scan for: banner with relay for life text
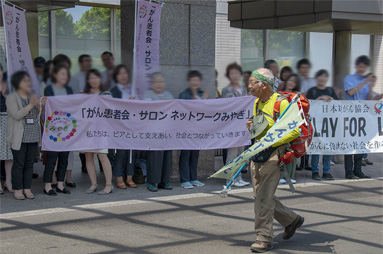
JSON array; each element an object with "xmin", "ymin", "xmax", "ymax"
[
  {"xmin": 42, "ymin": 95, "xmax": 254, "ymax": 152},
  {"xmin": 307, "ymin": 100, "xmax": 383, "ymax": 155}
]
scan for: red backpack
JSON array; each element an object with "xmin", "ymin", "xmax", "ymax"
[
  {"xmin": 276, "ymin": 92, "xmax": 313, "ymax": 159},
  {"xmin": 256, "ymin": 92, "xmax": 313, "ymax": 165}
]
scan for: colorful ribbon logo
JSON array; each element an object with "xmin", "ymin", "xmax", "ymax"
[{"xmin": 374, "ymin": 103, "xmax": 383, "ymax": 115}]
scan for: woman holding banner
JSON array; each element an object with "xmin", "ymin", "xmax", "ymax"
[
  {"xmin": 82, "ymin": 69, "xmax": 114, "ymax": 195},
  {"xmin": 221, "ymin": 63, "xmax": 250, "ymax": 188},
  {"xmin": 6, "ymin": 71, "xmax": 46, "ymax": 200},
  {"xmin": 111, "ymin": 64, "xmax": 138, "ymax": 189},
  {"xmin": 43, "ymin": 64, "xmax": 73, "ymax": 196},
  {"xmin": 0, "ymin": 64, "xmax": 13, "ymax": 194},
  {"xmin": 144, "ymin": 73, "xmax": 174, "ymax": 192},
  {"xmin": 178, "ymin": 70, "xmax": 207, "ymax": 189}
]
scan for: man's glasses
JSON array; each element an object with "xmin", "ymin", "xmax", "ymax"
[{"xmin": 249, "ymin": 80, "xmax": 262, "ymax": 85}]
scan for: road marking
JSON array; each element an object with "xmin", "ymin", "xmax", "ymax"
[
  {"xmin": 0, "ymin": 208, "xmax": 74, "ymax": 220},
  {"xmin": 148, "ymin": 193, "xmax": 214, "ymax": 201},
  {"xmin": 1, "ymin": 177, "xmax": 380, "ymax": 220},
  {"xmin": 276, "ymin": 177, "xmax": 382, "ymax": 190},
  {"xmin": 74, "ymin": 199, "xmax": 148, "ymax": 209}
]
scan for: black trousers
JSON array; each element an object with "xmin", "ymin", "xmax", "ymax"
[
  {"xmin": 179, "ymin": 150, "xmax": 199, "ymax": 183},
  {"xmin": 146, "ymin": 150, "xmax": 172, "ymax": 184},
  {"xmin": 113, "ymin": 150, "xmax": 136, "ymax": 177},
  {"xmin": 344, "ymin": 154, "xmax": 363, "ymax": 177},
  {"xmin": 11, "ymin": 143, "xmax": 37, "ymax": 190},
  {"xmin": 300, "ymin": 154, "xmax": 310, "ymax": 168},
  {"xmin": 222, "ymin": 149, "xmax": 228, "ymax": 165},
  {"xmin": 80, "ymin": 153, "xmax": 87, "ymax": 170},
  {"xmin": 44, "ymin": 151, "xmax": 69, "ymax": 183}
]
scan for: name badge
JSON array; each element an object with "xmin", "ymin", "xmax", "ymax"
[{"xmin": 26, "ymin": 118, "xmax": 34, "ymax": 125}]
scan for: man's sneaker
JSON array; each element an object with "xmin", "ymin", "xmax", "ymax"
[
  {"xmin": 158, "ymin": 183, "xmax": 173, "ymax": 190},
  {"xmin": 365, "ymin": 159, "xmax": 373, "ymax": 165},
  {"xmin": 190, "ymin": 180, "xmax": 205, "ymax": 187},
  {"xmin": 354, "ymin": 173, "xmax": 371, "ymax": 179},
  {"xmin": 322, "ymin": 173, "xmax": 334, "ymax": 180},
  {"xmin": 147, "ymin": 183, "xmax": 158, "ymax": 192},
  {"xmin": 312, "ymin": 172, "xmax": 321, "ymax": 181},
  {"xmin": 283, "ymin": 215, "xmax": 304, "ymax": 240},
  {"xmin": 238, "ymin": 179, "xmax": 250, "ymax": 186},
  {"xmin": 346, "ymin": 174, "xmax": 359, "ymax": 179},
  {"xmin": 361, "ymin": 159, "xmax": 367, "ymax": 166},
  {"xmin": 279, "ymin": 179, "xmax": 287, "ymax": 184},
  {"xmin": 251, "ymin": 241, "xmax": 273, "ymax": 253},
  {"xmin": 232, "ymin": 180, "xmax": 246, "ymax": 187},
  {"xmin": 181, "ymin": 182, "xmax": 193, "ymax": 189},
  {"xmin": 291, "ymin": 179, "xmax": 297, "ymax": 184},
  {"xmin": 330, "ymin": 161, "xmax": 335, "ymax": 165}
]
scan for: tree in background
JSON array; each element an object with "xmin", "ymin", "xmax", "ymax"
[
  {"xmin": 74, "ymin": 7, "xmax": 111, "ymax": 39},
  {"xmin": 116, "ymin": 8, "xmax": 121, "ymax": 41},
  {"xmin": 241, "ymin": 30, "xmax": 264, "ymax": 72},
  {"xmin": 241, "ymin": 29, "xmax": 305, "ymax": 72},
  {"xmin": 56, "ymin": 10, "xmax": 75, "ymax": 37},
  {"xmin": 38, "ymin": 11, "xmax": 49, "ymax": 36},
  {"xmin": 38, "ymin": 10, "xmax": 74, "ymax": 37}
]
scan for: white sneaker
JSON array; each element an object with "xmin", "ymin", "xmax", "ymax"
[
  {"xmin": 181, "ymin": 182, "xmax": 194, "ymax": 189},
  {"xmin": 238, "ymin": 180, "xmax": 250, "ymax": 186},
  {"xmin": 232, "ymin": 180, "xmax": 246, "ymax": 187},
  {"xmin": 291, "ymin": 179, "xmax": 297, "ymax": 184},
  {"xmin": 330, "ymin": 161, "xmax": 335, "ymax": 165},
  {"xmin": 279, "ymin": 179, "xmax": 287, "ymax": 184}
]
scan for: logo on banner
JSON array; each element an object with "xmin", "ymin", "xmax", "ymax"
[
  {"xmin": 45, "ymin": 111, "xmax": 77, "ymax": 142},
  {"xmin": 139, "ymin": 5, "xmax": 147, "ymax": 18},
  {"xmin": 374, "ymin": 103, "xmax": 383, "ymax": 115},
  {"xmin": 5, "ymin": 11, "xmax": 13, "ymax": 25}
]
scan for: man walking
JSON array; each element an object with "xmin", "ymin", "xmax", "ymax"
[{"xmin": 246, "ymin": 68, "xmax": 304, "ymax": 252}]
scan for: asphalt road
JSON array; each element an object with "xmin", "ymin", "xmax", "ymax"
[{"xmin": 1, "ymin": 178, "xmax": 382, "ymax": 254}]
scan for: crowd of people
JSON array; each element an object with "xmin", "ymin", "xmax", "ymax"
[{"xmin": 0, "ymin": 51, "xmax": 380, "ymax": 200}]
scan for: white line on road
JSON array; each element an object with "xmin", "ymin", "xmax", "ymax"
[
  {"xmin": 0, "ymin": 208, "xmax": 74, "ymax": 220},
  {"xmin": 1, "ymin": 177, "xmax": 380, "ymax": 220}
]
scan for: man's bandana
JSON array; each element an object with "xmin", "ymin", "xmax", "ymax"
[{"xmin": 251, "ymin": 70, "xmax": 274, "ymax": 88}]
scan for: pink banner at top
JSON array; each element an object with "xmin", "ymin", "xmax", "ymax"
[
  {"xmin": 2, "ymin": 2, "xmax": 40, "ymax": 97},
  {"xmin": 42, "ymin": 95, "xmax": 255, "ymax": 151},
  {"xmin": 133, "ymin": 0, "xmax": 162, "ymax": 100}
]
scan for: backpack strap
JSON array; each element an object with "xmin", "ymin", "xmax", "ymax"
[
  {"xmin": 273, "ymin": 94, "xmax": 289, "ymax": 121},
  {"xmin": 257, "ymin": 95, "xmax": 288, "ymax": 122}
]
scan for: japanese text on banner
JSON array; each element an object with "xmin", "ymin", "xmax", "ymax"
[
  {"xmin": 42, "ymin": 95, "xmax": 255, "ymax": 151},
  {"xmin": 308, "ymin": 100, "xmax": 383, "ymax": 155},
  {"xmin": 2, "ymin": 2, "xmax": 40, "ymax": 97}
]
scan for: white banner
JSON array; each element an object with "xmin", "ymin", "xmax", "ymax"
[
  {"xmin": 2, "ymin": 2, "xmax": 40, "ymax": 97},
  {"xmin": 134, "ymin": 0, "xmax": 162, "ymax": 100},
  {"xmin": 42, "ymin": 95, "xmax": 254, "ymax": 152},
  {"xmin": 308, "ymin": 100, "xmax": 383, "ymax": 155}
]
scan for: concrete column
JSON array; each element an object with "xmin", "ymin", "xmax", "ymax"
[
  {"xmin": 332, "ymin": 31, "xmax": 351, "ymax": 98},
  {"xmin": 26, "ymin": 12, "xmax": 39, "ymax": 59}
]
